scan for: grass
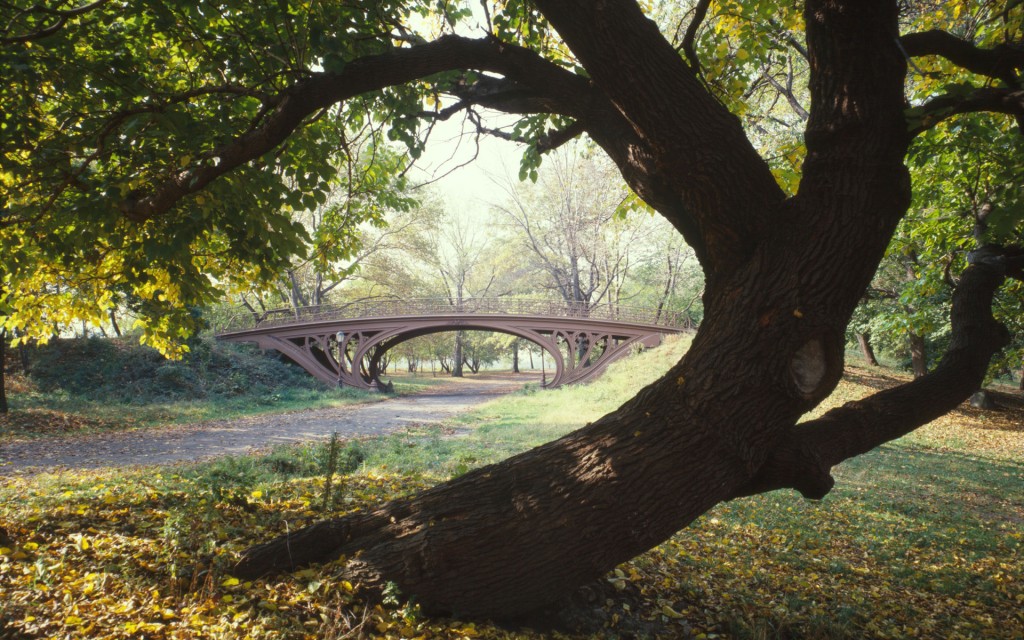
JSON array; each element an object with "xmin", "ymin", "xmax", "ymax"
[{"xmin": 0, "ymin": 333, "xmax": 1022, "ymax": 639}]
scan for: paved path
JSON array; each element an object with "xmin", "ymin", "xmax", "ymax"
[{"xmin": 0, "ymin": 375, "xmax": 536, "ymax": 475}]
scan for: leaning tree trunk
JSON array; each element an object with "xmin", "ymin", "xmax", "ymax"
[
  {"xmin": 236, "ymin": 250, "xmax": 1014, "ymax": 618},
  {"xmin": 856, "ymin": 332, "xmax": 879, "ymax": 366},
  {"xmin": 235, "ymin": 0, "xmax": 1018, "ymax": 619}
]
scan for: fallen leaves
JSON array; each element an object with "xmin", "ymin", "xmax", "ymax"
[{"xmin": 0, "ymin": 363, "xmax": 1021, "ymax": 638}]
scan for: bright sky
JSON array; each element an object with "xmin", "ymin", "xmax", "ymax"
[{"xmin": 407, "ymin": 110, "xmax": 527, "ymax": 218}]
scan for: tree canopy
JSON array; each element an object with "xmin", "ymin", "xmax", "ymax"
[{"xmin": 4, "ymin": 0, "xmax": 1024, "ymax": 618}]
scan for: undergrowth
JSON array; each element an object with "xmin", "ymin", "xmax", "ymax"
[{"xmin": 1, "ymin": 336, "xmax": 381, "ymax": 437}]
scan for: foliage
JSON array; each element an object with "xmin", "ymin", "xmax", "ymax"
[
  {"xmin": 851, "ymin": 112, "xmax": 1024, "ymax": 377},
  {"xmin": 1, "ymin": 338, "xmax": 1021, "ymax": 639},
  {"xmin": 1, "ymin": 0, "xmax": 433, "ymax": 354}
]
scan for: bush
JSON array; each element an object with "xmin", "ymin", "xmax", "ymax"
[{"xmin": 27, "ymin": 336, "xmax": 327, "ymax": 404}]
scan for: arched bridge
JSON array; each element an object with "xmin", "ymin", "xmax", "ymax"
[{"xmin": 214, "ymin": 298, "xmax": 691, "ymax": 390}]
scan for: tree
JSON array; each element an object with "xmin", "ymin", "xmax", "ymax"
[
  {"xmin": 264, "ymin": 135, "xmax": 417, "ymax": 312},
  {"xmin": 5, "ymin": 0, "xmax": 1024, "ymax": 619},
  {"xmin": 494, "ymin": 148, "xmax": 644, "ymax": 312}
]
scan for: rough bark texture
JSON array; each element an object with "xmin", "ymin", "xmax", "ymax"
[{"xmin": 232, "ymin": 0, "xmax": 1020, "ymax": 620}]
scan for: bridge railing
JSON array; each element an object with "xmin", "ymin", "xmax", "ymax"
[{"xmin": 214, "ymin": 297, "xmax": 693, "ymax": 333}]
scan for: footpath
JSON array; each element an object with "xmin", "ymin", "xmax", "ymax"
[{"xmin": 0, "ymin": 375, "xmax": 533, "ymax": 474}]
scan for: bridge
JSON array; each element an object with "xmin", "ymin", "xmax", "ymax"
[{"xmin": 214, "ymin": 298, "xmax": 691, "ymax": 390}]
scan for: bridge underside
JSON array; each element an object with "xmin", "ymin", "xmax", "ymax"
[{"xmin": 217, "ymin": 314, "xmax": 678, "ymax": 390}]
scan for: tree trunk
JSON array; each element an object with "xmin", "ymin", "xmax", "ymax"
[
  {"xmin": 109, "ymin": 310, "xmax": 122, "ymax": 337},
  {"xmin": 908, "ymin": 332, "xmax": 928, "ymax": 378},
  {"xmin": 236, "ymin": 251, "xmax": 1015, "ymax": 618},
  {"xmin": 856, "ymin": 332, "xmax": 879, "ymax": 366},
  {"xmin": 451, "ymin": 331, "xmax": 464, "ymax": 377},
  {"xmin": 13, "ymin": 329, "xmax": 29, "ymax": 374},
  {"xmin": 0, "ymin": 329, "xmax": 8, "ymax": 415},
  {"xmin": 512, "ymin": 339, "xmax": 520, "ymax": 373}
]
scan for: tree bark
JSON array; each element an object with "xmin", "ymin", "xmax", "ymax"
[
  {"xmin": 512, "ymin": 339, "xmax": 520, "ymax": 374},
  {"xmin": 909, "ymin": 332, "xmax": 928, "ymax": 378},
  {"xmin": 109, "ymin": 310, "xmax": 122, "ymax": 337},
  {"xmin": 857, "ymin": 332, "xmax": 879, "ymax": 366},
  {"xmin": 235, "ymin": 251, "xmax": 1015, "ymax": 617}
]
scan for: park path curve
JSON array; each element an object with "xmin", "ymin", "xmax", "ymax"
[{"xmin": 0, "ymin": 374, "xmax": 536, "ymax": 475}]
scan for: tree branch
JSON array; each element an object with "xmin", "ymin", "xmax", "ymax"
[
  {"xmin": 117, "ymin": 35, "xmax": 591, "ymax": 221},
  {"xmin": 732, "ymin": 246, "xmax": 1021, "ymax": 500},
  {"xmin": 534, "ymin": 0, "xmax": 784, "ymax": 274},
  {"xmin": 908, "ymin": 87, "xmax": 1024, "ymax": 136},
  {"xmin": 680, "ymin": 0, "xmax": 712, "ymax": 76},
  {"xmin": 901, "ymin": 29, "xmax": 1023, "ymax": 87},
  {"xmin": 0, "ymin": 0, "xmax": 110, "ymax": 43}
]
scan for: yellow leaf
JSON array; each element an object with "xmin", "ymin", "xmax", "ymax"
[
  {"xmin": 661, "ymin": 604, "xmax": 685, "ymax": 619},
  {"xmin": 250, "ymin": 490, "xmax": 263, "ymax": 499},
  {"xmin": 65, "ymin": 616, "xmax": 83, "ymax": 626},
  {"xmin": 221, "ymin": 577, "xmax": 240, "ymax": 587}
]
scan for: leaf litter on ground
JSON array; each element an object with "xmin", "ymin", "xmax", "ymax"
[{"xmin": 0, "ymin": 338, "xmax": 1021, "ymax": 639}]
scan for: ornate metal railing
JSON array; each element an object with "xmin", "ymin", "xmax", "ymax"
[{"xmin": 214, "ymin": 297, "xmax": 693, "ymax": 333}]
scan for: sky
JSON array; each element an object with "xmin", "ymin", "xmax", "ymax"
[{"xmin": 406, "ymin": 109, "xmax": 527, "ymax": 218}]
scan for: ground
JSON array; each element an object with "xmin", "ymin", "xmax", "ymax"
[
  {"xmin": 0, "ymin": 373, "xmax": 535, "ymax": 473},
  {"xmin": 0, "ymin": 343, "xmax": 1021, "ymax": 639}
]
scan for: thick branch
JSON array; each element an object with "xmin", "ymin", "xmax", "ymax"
[
  {"xmin": 908, "ymin": 87, "xmax": 1024, "ymax": 136},
  {"xmin": 733, "ymin": 248, "xmax": 1017, "ymax": 500},
  {"xmin": 534, "ymin": 0, "xmax": 785, "ymax": 274},
  {"xmin": 117, "ymin": 35, "xmax": 591, "ymax": 221},
  {"xmin": 901, "ymin": 29, "xmax": 1023, "ymax": 87},
  {"xmin": 110, "ymin": 31, "xmax": 702, "ymax": 260}
]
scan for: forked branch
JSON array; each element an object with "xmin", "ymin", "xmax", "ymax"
[{"xmin": 733, "ymin": 245, "xmax": 1022, "ymax": 500}]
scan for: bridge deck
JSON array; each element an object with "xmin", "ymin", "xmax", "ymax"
[{"xmin": 215, "ymin": 298, "xmax": 691, "ymax": 334}]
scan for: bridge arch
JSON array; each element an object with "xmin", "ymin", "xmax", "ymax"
[
  {"xmin": 215, "ymin": 299, "xmax": 688, "ymax": 390},
  {"xmin": 362, "ymin": 323, "xmax": 565, "ymax": 387}
]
